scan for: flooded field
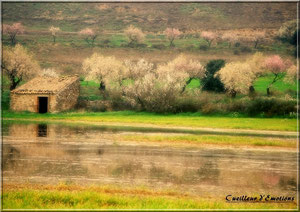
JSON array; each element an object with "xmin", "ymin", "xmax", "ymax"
[{"xmin": 2, "ymin": 121, "xmax": 298, "ymax": 198}]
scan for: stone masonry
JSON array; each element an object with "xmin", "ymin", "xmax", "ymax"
[{"xmin": 10, "ymin": 76, "xmax": 80, "ymax": 113}]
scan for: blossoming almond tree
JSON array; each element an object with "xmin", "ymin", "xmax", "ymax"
[
  {"xmin": 201, "ymin": 31, "xmax": 216, "ymax": 47},
  {"xmin": 2, "ymin": 44, "xmax": 40, "ymax": 90},
  {"xmin": 221, "ymin": 32, "xmax": 238, "ymax": 48},
  {"xmin": 252, "ymin": 31, "xmax": 265, "ymax": 49},
  {"xmin": 164, "ymin": 28, "xmax": 182, "ymax": 47},
  {"xmin": 123, "ymin": 55, "xmax": 204, "ymax": 112},
  {"xmin": 124, "ymin": 70, "xmax": 186, "ymax": 113},
  {"xmin": 284, "ymin": 64, "xmax": 298, "ymax": 84},
  {"xmin": 3, "ymin": 22, "xmax": 25, "ymax": 45},
  {"xmin": 245, "ymin": 52, "xmax": 266, "ymax": 93},
  {"xmin": 41, "ymin": 68, "xmax": 59, "ymax": 78},
  {"xmin": 82, "ymin": 53, "xmax": 125, "ymax": 91},
  {"xmin": 216, "ymin": 62, "xmax": 255, "ymax": 97},
  {"xmin": 158, "ymin": 54, "xmax": 205, "ymax": 93},
  {"xmin": 49, "ymin": 26, "xmax": 61, "ymax": 44},
  {"xmin": 123, "ymin": 59, "xmax": 155, "ymax": 79},
  {"xmin": 124, "ymin": 25, "xmax": 145, "ymax": 46},
  {"xmin": 278, "ymin": 20, "xmax": 297, "ymax": 42}
]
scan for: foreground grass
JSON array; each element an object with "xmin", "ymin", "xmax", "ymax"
[
  {"xmin": 3, "ymin": 111, "xmax": 297, "ymax": 131},
  {"xmin": 121, "ymin": 134, "xmax": 297, "ymax": 148},
  {"xmin": 2, "ymin": 184, "xmax": 297, "ymax": 210}
]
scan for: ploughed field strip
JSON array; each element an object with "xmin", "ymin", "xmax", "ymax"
[{"xmin": 3, "ymin": 118, "xmax": 297, "ymax": 139}]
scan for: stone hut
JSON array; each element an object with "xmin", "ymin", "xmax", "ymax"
[{"xmin": 10, "ymin": 76, "xmax": 80, "ymax": 113}]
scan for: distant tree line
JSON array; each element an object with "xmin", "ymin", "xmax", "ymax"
[{"xmin": 3, "ymin": 20, "xmax": 296, "ymax": 52}]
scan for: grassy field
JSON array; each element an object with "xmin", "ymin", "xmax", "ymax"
[
  {"xmin": 2, "ymin": 183, "xmax": 297, "ymax": 209},
  {"xmin": 186, "ymin": 76, "xmax": 297, "ymax": 95},
  {"xmin": 3, "ymin": 111, "xmax": 297, "ymax": 131}
]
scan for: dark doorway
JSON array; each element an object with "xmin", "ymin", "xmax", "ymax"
[{"xmin": 38, "ymin": 97, "xmax": 48, "ymax": 113}]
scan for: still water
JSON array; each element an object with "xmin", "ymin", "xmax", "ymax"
[{"xmin": 2, "ymin": 122, "xmax": 297, "ymax": 197}]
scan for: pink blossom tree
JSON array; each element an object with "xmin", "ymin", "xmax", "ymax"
[
  {"xmin": 2, "ymin": 22, "xmax": 25, "ymax": 45},
  {"xmin": 79, "ymin": 28, "xmax": 98, "ymax": 46},
  {"xmin": 201, "ymin": 31, "xmax": 216, "ymax": 47},
  {"xmin": 264, "ymin": 55, "xmax": 290, "ymax": 95},
  {"xmin": 164, "ymin": 28, "xmax": 182, "ymax": 47}
]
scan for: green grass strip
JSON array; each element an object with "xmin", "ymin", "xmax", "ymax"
[
  {"xmin": 3, "ymin": 111, "xmax": 297, "ymax": 132},
  {"xmin": 2, "ymin": 185, "xmax": 297, "ymax": 210}
]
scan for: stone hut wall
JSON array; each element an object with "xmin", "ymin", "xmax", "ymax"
[
  {"xmin": 10, "ymin": 93, "xmax": 55, "ymax": 113},
  {"xmin": 54, "ymin": 78, "xmax": 80, "ymax": 112},
  {"xmin": 10, "ymin": 77, "xmax": 79, "ymax": 113}
]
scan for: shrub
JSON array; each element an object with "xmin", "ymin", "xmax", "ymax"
[
  {"xmin": 185, "ymin": 45, "xmax": 196, "ymax": 51},
  {"xmin": 240, "ymin": 46, "xmax": 252, "ymax": 53},
  {"xmin": 79, "ymin": 76, "xmax": 85, "ymax": 81},
  {"xmin": 233, "ymin": 49, "xmax": 240, "ymax": 55},
  {"xmin": 89, "ymin": 101, "xmax": 109, "ymax": 112},
  {"xmin": 234, "ymin": 42, "xmax": 240, "ymax": 47},
  {"xmin": 246, "ymin": 98, "xmax": 296, "ymax": 117},
  {"xmin": 202, "ymin": 59, "xmax": 225, "ymax": 93},
  {"xmin": 101, "ymin": 39, "xmax": 111, "ymax": 47},
  {"xmin": 102, "ymin": 39, "xmax": 110, "ymax": 45},
  {"xmin": 1, "ymin": 91, "xmax": 10, "ymax": 110},
  {"xmin": 63, "ymin": 65, "xmax": 74, "ymax": 75},
  {"xmin": 76, "ymin": 97, "xmax": 88, "ymax": 109},
  {"xmin": 174, "ymin": 95, "xmax": 200, "ymax": 113},
  {"xmin": 151, "ymin": 44, "xmax": 166, "ymax": 49},
  {"xmin": 136, "ymin": 43, "xmax": 148, "ymax": 48},
  {"xmin": 201, "ymin": 103, "xmax": 220, "ymax": 114},
  {"xmin": 199, "ymin": 45, "xmax": 208, "ymax": 51}
]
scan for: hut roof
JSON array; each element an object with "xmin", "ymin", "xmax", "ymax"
[{"xmin": 11, "ymin": 76, "xmax": 79, "ymax": 94}]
